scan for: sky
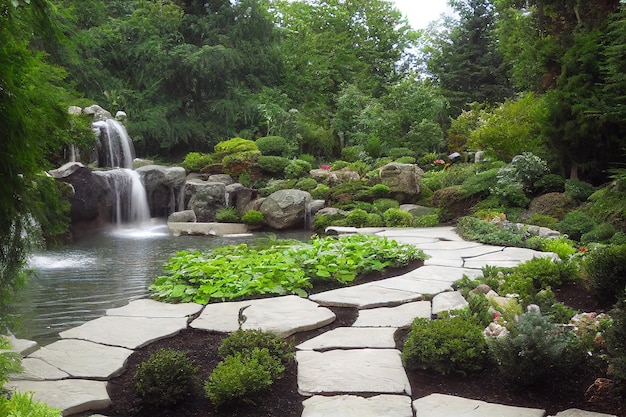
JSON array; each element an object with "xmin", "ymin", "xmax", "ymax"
[{"xmin": 392, "ymin": 0, "xmax": 455, "ymax": 30}]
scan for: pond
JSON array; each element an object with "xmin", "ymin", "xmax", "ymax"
[{"xmin": 12, "ymin": 222, "xmax": 312, "ymax": 345}]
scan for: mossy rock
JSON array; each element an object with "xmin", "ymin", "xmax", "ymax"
[
  {"xmin": 430, "ymin": 186, "xmax": 478, "ymax": 222},
  {"xmin": 525, "ymin": 192, "xmax": 577, "ymax": 221}
]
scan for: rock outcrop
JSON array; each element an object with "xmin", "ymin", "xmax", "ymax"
[
  {"xmin": 136, "ymin": 165, "xmax": 186, "ymax": 218},
  {"xmin": 260, "ymin": 189, "xmax": 312, "ymax": 230},
  {"xmin": 379, "ymin": 163, "xmax": 424, "ymax": 202}
]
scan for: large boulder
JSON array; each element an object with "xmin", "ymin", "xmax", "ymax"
[
  {"xmin": 49, "ymin": 162, "xmax": 111, "ymax": 222},
  {"xmin": 136, "ymin": 165, "xmax": 186, "ymax": 218},
  {"xmin": 525, "ymin": 192, "xmax": 578, "ymax": 221},
  {"xmin": 379, "ymin": 163, "xmax": 424, "ymax": 202},
  {"xmin": 260, "ymin": 189, "xmax": 312, "ymax": 230},
  {"xmin": 186, "ymin": 179, "xmax": 226, "ymax": 222},
  {"xmin": 82, "ymin": 104, "xmax": 112, "ymax": 122}
]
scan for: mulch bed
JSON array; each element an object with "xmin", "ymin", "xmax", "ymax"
[{"xmin": 100, "ymin": 266, "xmax": 626, "ymax": 417}]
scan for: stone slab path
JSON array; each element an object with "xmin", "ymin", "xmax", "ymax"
[{"xmin": 7, "ymin": 227, "xmax": 615, "ymax": 417}]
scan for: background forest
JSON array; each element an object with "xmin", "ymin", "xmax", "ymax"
[{"xmin": 2, "ymin": 0, "xmax": 626, "ymax": 326}]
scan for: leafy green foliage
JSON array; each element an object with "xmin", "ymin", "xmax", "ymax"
[
  {"xmin": 557, "ymin": 211, "xmax": 597, "ymax": 242},
  {"xmin": 0, "ymin": 391, "xmax": 61, "ymax": 417},
  {"xmin": 134, "ymin": 349, "xmax": 199, "ymax": 408},
  {"xmin": 534, "ymin": 174, "xmax": 565, "ymax": 194},
  {"xmin": 343, "ymin": 209, "xmax": 369, "ymax": 228},
  {"xmin": 456, "ymin": 216, "xmax": 525, "ymax": 247},
  {"xmin": 402, "ymin": 317, "xmax": 488, "ymax": 375},
  {"xmin": 295, "ymin": 178, "xmax": 318, "ymax": 192},
  {"xmin": 258, "ymin": 156, "xmax": 290, "ymax": 175},
  {"xmin": 205, "ymin": 348, "xmax": 279, "ymax": 407},
  {"xmin": 218, "ymin": 329, "xmax": 293, "ymax": 367},
  {"xmin": 564, "ymin": 179, "xmax": 596, "ymax": 202},
  {"xmin": 605, "ymin": 297, "xmax": 626, "ymax": 383},
  {"xmin": 412, "ymin": 214, "xmax": 440, "ymax": 228},
  {"xmin": 182, "ymin": 152, "xmax": 215, "ymax": 173},
  {"xmin": 0, "ymin": 337, "xmax": 22, "ymax": 389},
  {"xmin": 583, "ymin": 244, "xmax": 626, "ymax": 306},
  {"xmin": 215, "ymin": 208, "xmax": 240, "ymax": 223},
  {"xmin": 284, "ymin": 159, "xmax": 312, "ymax": 179},
  {"xmin": 487, "ymin": 312, "xmax": 586, "ymax": 387},
  {"xmin": 372, "ymin": 198, "xmax": 399, "ymax": 213},
  {"xmin": 150, "ymin": 235, "xmax": 427, "ymax": 303},
  {"xmin": 255, "ymin": 136, "xmax": 291, "ymax": 157},
  {"xmin": 241, "ymin": 210, "xmax": 264, "ymax": 226},
  {"xmin": 383, "ymin": 208, "xmax": 414, "ymax": 227}
]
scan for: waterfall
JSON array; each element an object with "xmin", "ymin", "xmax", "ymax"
[
  {"xmin": 95, "ymin": 169, "xmax": 151, "ymax": 226},
  {"xmin": 93, "ymin": 119, "xmax": 135, "ymax": 169}
]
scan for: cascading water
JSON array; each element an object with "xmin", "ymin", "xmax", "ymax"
[{"xmin": 92, "ymin": 118, "xmax": 151, "ymax": 226}]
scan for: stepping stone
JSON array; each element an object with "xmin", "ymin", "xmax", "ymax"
[
  {"xmin": 550, "ymin": 410, "xmax": 617, "ymax": 417},
  {"xmin": 372, "ymin": 276, "xmax": 451, "ymax": 297},
  {"xmin": 11, "ymin": 357, "xmax": 69, "ymax": 381},
  {"xmin": 413, "ymin": 393, "xmax": 545, "ymax": 417},
  {"xmin": 376, "ymin": 226, "xmax": 465, "ymax": 242},
  {"xmin": 297, "ymin": 349, "xmax": 411, "ymax": 396},
  {"xmin": 190, "ymin": 295, "xmax": 335, "ymax": 337},
  {"xmin": 302, "ymin": 394, "xmax": 413, "ymax": 417},
  {"xmin": 7, "ymin": 379, "xmax": 111, "ymax": 415},
  {"xmin": 28, "ymin": 339, "xmax": 133, "ymax": 379},
  {"xmin": 399, "ymin": 265, "xmax": 483, "ymax": 285},
  {"xmin": 463, "ymin": 247, "xmax": 558, "ymax": 269},
  {"xmin": 297, "ymin": 327, "xmax": 397, "ymax": 351},
  {"xmin": 431, "ymin": 291, "xmax": 468, "ymax": 317},
  {"xmin": 60, "ymin": 316, "xmax": 188, "ymax": 349},
  {"xmin": 7, "ymin": 334, "xmax": 39, "ymax": 356},
  {"xmin": 353, "ymin": 301, "xmax": 431, "ymax": 328},
  {"xmin": 412, "ymin": 240, "xmax": 485, "ymax": 251},
  {"xmin": 309, "ymin": 283, "xmax": 422, "ymax": 309},
  {"xmin": 106, "ymin": 298, "xmax": 203, "ymax": 318}
]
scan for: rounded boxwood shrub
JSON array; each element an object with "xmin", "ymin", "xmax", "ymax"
[
  {"xmin": 386, "ymin": 147, "xmax": 417, "ymax": 159},
  {"xmin": 214, "ymin": 138, "xmax": 258, "ymax": 159},
  {"xmin": 564, "ymin": 178, "xmax": 596, "ymax": 202},
  {"xmin": 369, "ymin": 183, "xmax": 390, "ymax": 198},
  {"xmin": 256, "ymin": 136, "xmax": 289, "ymax": 157},
  {"xmin": 534, "ymin": 173, "xmax": 565, "ymax": 194},
  {"xmin": 413, "ymin": 214, "xmax": 439, "ymax": 227},
  {"xmin": 218, "ymin": 329, "xmax": 293, "ymax": 366},
  {"xmin": 383, "ymin": 208, "xmax": 414, "ymax": 227},
  {"xmin": 134, "ymin": 349, "xmax": 199, "ymax": 407},
  {"xmin": 241, "ymin": 210, "xmax": 264, "ymax": 226},
  {"xmin": 373, "ymin": 198, "xmax": 399, "ymax": 213},
  {"xmin": 365, "ymin": 212, "xmax": 384, "ymax": 227},
  {"xmin": 285, "ymin": 159, "xmax": 312, "ymax": 179},
  {"xmin": 583, "ymin": 244, "xmax": 626, "ymax": 306},
  {"xmin": 344, "ymin": 209, "xmax": 369, "ymax": 227},
  {"xmin": 258, "ymin": 155, "xmax": 290, "ymax": 174},
  {"xmin": 311, "ymin": 184, "xmax": 330, "ymax": 200},
  {"xmin": 182, "ymin": 152, "xmax": 214, "ymax": 172},
  {"xmin": 527, "ymin": 213, "xmax": 558, "ymax": 229},
  {"xmin": 341, "ymin": 146, "xmax": 364, "ymax": 162},
  {"xmin": 402, "ymin": 316, "xmax": 487, "ymax": 375},
  {"xmin": 580, "ymin": 222, "xmax": 616, "ymax": 245},
  {"xmin": 295, "ymin": 177, "xmax": 318, "ymax": 192},
  {"xmin": 395, "ymin": 156, "xmax": 416, "ymax": 164},
  {"xmin": 216, "ymin": 208, "xmax": 240, "ymax": 223},
  {"xmin": 556, "ymin": 210, "xmax": 596, "ymax": 241}
]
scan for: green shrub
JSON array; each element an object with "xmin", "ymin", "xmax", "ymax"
[
  {"xmin": 527, "ymin": 214, "xmax": 558, "ymax": 229},
  {"xmin": 386, "ymin": 147, "xmax": 417, "ymax": 159},
  {"xmin": 369, "ymin": 183, "xmax": 390, "ymax": 198},
  {"xmin": 298, "ymin": 153, "xmax": 317, "ymax": 166},
  {"xmin": 311, "ymin": 184, "xmax": 331, "ymax": 200},
  {"xmin": 294, "ymin": 177, "xmax": 317, "ymax": 192},
  {"xmin": 313, "ymin": 212, "xmax": 344, "ymax": 233},
  {"xmin": 605, "ymin": 297, "xmax": 626, "ymax": 383},
  {"xmin": 134, "ymin": 349, "xmax": 199, "ymax": 408},
  {"xmin": 402, "ymin": 317, "xmax": 487, "ymax": 375},
  {"xmin": 204, "ymin": 349, "xmax": 278, "ymax": 407},
  {"xmin": 541, "ymin": 237, "xmax": 577, "ymax": 260},
  {"xmin": 365, "ymin": 212, "xmax": 384, "ymax": 227},
  {"xmin": 218, "ymin": 329, "xmax": 293, "ymax": 366},
  {"xmin": 364, "ymin": 136, "xmax": 383, "ymax": 158},
  {"xmin": 216, "ymin": 208, "xmax": 240, "ymax": 223},
  {"xmin": 256, "ymin": 136, "xmax": 290, "ymax": 157},
  {"xmin": 456, "ymin": 216, "xmax": 526, "ymax": 247},
  {"xmin": 182, "ymin": 152, "xmax": 214, "ymax": 172},
  {"xmin": 487, "ymin": 312, "xmax": 586, "ymax": 387},
  {"xmin": 330, "ymin": 160, "xmax": 350, "ymax": 171},
  {"xmin": 344, "ymin": 209, "xmax": 369, "ymax": 227},
  {"xmin": 0, "ymin": 337, "xmax": 22, "ymax": 388},
  {"xmin": 459, "ymin": 168, "xmax": 499, "ymax": 198},
  {"xmin": 373, "ymin": 198, "xmax": 399, "ymax": 213},
  {"xmin": 0, "ymin": 392, "xmax": 61, "ymax": 417},
  {"xmin": 383, "ymin": 208, "xmax": 414, "ymax": 227},
  {"xmin": 611, "ymin": 232, "xmax": 626, "ymax": 245},
  {"xmin": 580, "ymin": 222, "xmax": 616, "ymax": 245},
  {"xmin": 493, "ymin": 183, "xmax": 530, "ymax": 208},
  {"xmin": 557, "ymin": 211, "xmax": 596, "ymax": 241},
  {"xmin": 214, "ymin": 138, "xmax": 258, "ymax": 160},
  {"xmin": 222, "ymin": 150, "xmax": 261, "ymax": 179},
  {"xmin": 564, "ymin": 179, "xmax": 596, "ymax": 202},
  {"xmin": 241, "ymin": 210, "xmax": 264, "ymax": 226},
  {"xmin": 258, "ymin": 155, "xmax": 290, "ymax": 174},
  {"xmin": 341, "ymin": 146, "xmax": 364, "ymax": 162},
  {"xmin": 534, "ymin": 174, "xmax": 565, "ymax": 194},
  {"xmin": 515, "ymin": 257, "xmax": 576, "ymax": 288},
  {"xmin": 395, "ymin": 156, "xmax": 416, "ymax": 164},
  {"xmin": 583, "ymin": 244, "xmax": 626, "ymax": 305},
  {"xmin": 285, "ymin": 159, "xmax": 312, "ymax": 179},
  {"xmin": 413, "ymin": 214, "xmax": 439, "ymax": 227}
]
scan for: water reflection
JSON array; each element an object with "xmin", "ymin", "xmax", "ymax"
[{"xmin": 13, "ymin": 223, "xmax": 312, "ymax": 345}]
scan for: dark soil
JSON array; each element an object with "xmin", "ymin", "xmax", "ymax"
[{"xmin": 100, "ymin": 265, "xmax": 625, "ymax": 417}]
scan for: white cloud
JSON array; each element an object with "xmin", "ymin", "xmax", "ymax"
[{"xmin": 392, "ymin": 0, "xmax": 455, "ymax": 30}]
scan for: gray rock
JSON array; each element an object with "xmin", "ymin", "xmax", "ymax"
[
  {"xmin": 413, "ymin": 393, "xmax": 545, "ymax": 417},
  {"xmin": 83, "ymin": 104, "xmax": 112, "ymax": 122},
  {"xmin": 296, "ymin": 327, "xmax": 397, "ymax": 351},
  {"xmin": 11, "ymin": 357, "xmax": 69, "ymax": 381},
  {"xmin": 8, "ymin": 379, "xmax": 111, "ymax": 415},
  {"xmin": 50, "ymin": 163, "xmax": 111, "ymax": 222},
  {"xmin": 168, "ymin": 222, "xmax": 249, "ymax": 237},
  {"xmin": 400, "ymin": 204, "xmax": 434, "ymax": 217},
  {"xmin": 302, "ymin": 395, "xmax": 413, "ymax": 417},
  {"xmin": 353, "ymin": 301, "xmax": 431, "ymax": 328},
  {"xmin": 115, "ymin": 111, "xmax": 127, "ymax": 121},
  {"xmin": 379, "ymin": 163, "xmax": 424, "ymax": 201},
  {"xmin": 68, "ymin": 105, "xmax": 82, "ymax": 115},
  {"xmin": 167, "ymin": 210, "xmax": 196, "ymax": 223},
  {"xmin": 136, "ymin": 165, "xmax": 187, "ymax": 217},
  {"xmin": 208, "ymin": 174, "xmax": 235, "ymax": 185},
  {"xmin": 105, "ymin": 299, "xmax": 203, "ymax": 318},
  {"xmin": 186, "ymin": 180, "xmax": 226, "ymax": 222},
  {"xmin": 310, "ymin": 282, "xmax": 424, "ymax": 308},
  {"xmin": 6, "ymin": 334, "xmax": 39, "ymax": 356},
  {"xmin": 431, "ymin": 291, "xmax": 468, "ymax": 317},
  {"xmin": 260, "ymin": 189, "xmax": 312, "ymax": 230},
  {"xmin": 297, "ymin": 349, "xmax": 411, "ymax": 396},
  {"xmin": 550, "ymin": 410, "xmax": 617, "ymax": 417}
]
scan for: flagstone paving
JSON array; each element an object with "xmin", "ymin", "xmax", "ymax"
[{"xmin": 7, "ymin": 226, "xmax": 612, "ymax": 417}]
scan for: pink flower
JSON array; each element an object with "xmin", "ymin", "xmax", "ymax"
[
  {"xmin": 434, "ymin": 159, "xmax": 445, "ymax": 165},
  {"xmin": 320, "ymin": 165, "xmax": 331, "ymax": 170}
]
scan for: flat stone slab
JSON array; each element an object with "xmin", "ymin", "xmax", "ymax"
[
  {"xmin": 11, "ymin": 357, "xmax": 69, "ymax": 381},
  {"xmin": 399, "ymin": 265, "xmax": 484, "ymax": 284},
  {"xmin": 7, "ymin": 334, "xmax": 39, "ymax": 356},
  {"xmin": 309, "ymin": 284, "xmax": 423, "ymax": 309},
  {"xmin": 372, "ymin": 276, "xmax": 452, "ymax": 296},
  {"xmin": 297, "ymin": 349, "xmax": 411, "ymax": 395},
  {"xmin": 550, "ymin": 410, "xmax": 617, "ymax": 417},
  {"xmin": 297, "ymin": 327, "xmax": 397, "ymax": 351},
  {"xmin": 8, "ymin": 379, "xmax": 111, "ymax": 415},
  {"xmin": 463, "ymin": 247, "xmax": 559, "ymax": 269},
  {"xmin": 431, "ymin": 291, "xmax": 468, "ymax": 316},
  {"xmin": 302, "ymin": 394, "xmax": 413, "ymax": 417},
  {"xmin": 60, "ymin": 316, "xmax": 188, "ymax": 349},
  {"xmin": 413, "ymin": 394, "xmax": 545, "ymax": 417},
  {"xmin": 106, "ymin": 298, "xmax": 203, "ymax": 318},
  {"xmin": 353, "ymin": 301, "xmax": 431, "ymax": 328},
  {"xmin": 190, "ymin": 295, "xmax": 335, "ymax": 337},
  {"xmin": 168, "ymin": 222, "xmax": 248, "ymax": 237},
  {"xmin": 29, "ymin": 339, "xmax": 133, "ymax": 379},
  {"xmin": 375, "ymin": 227, "xmax": 465, "ymax": 242}
]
